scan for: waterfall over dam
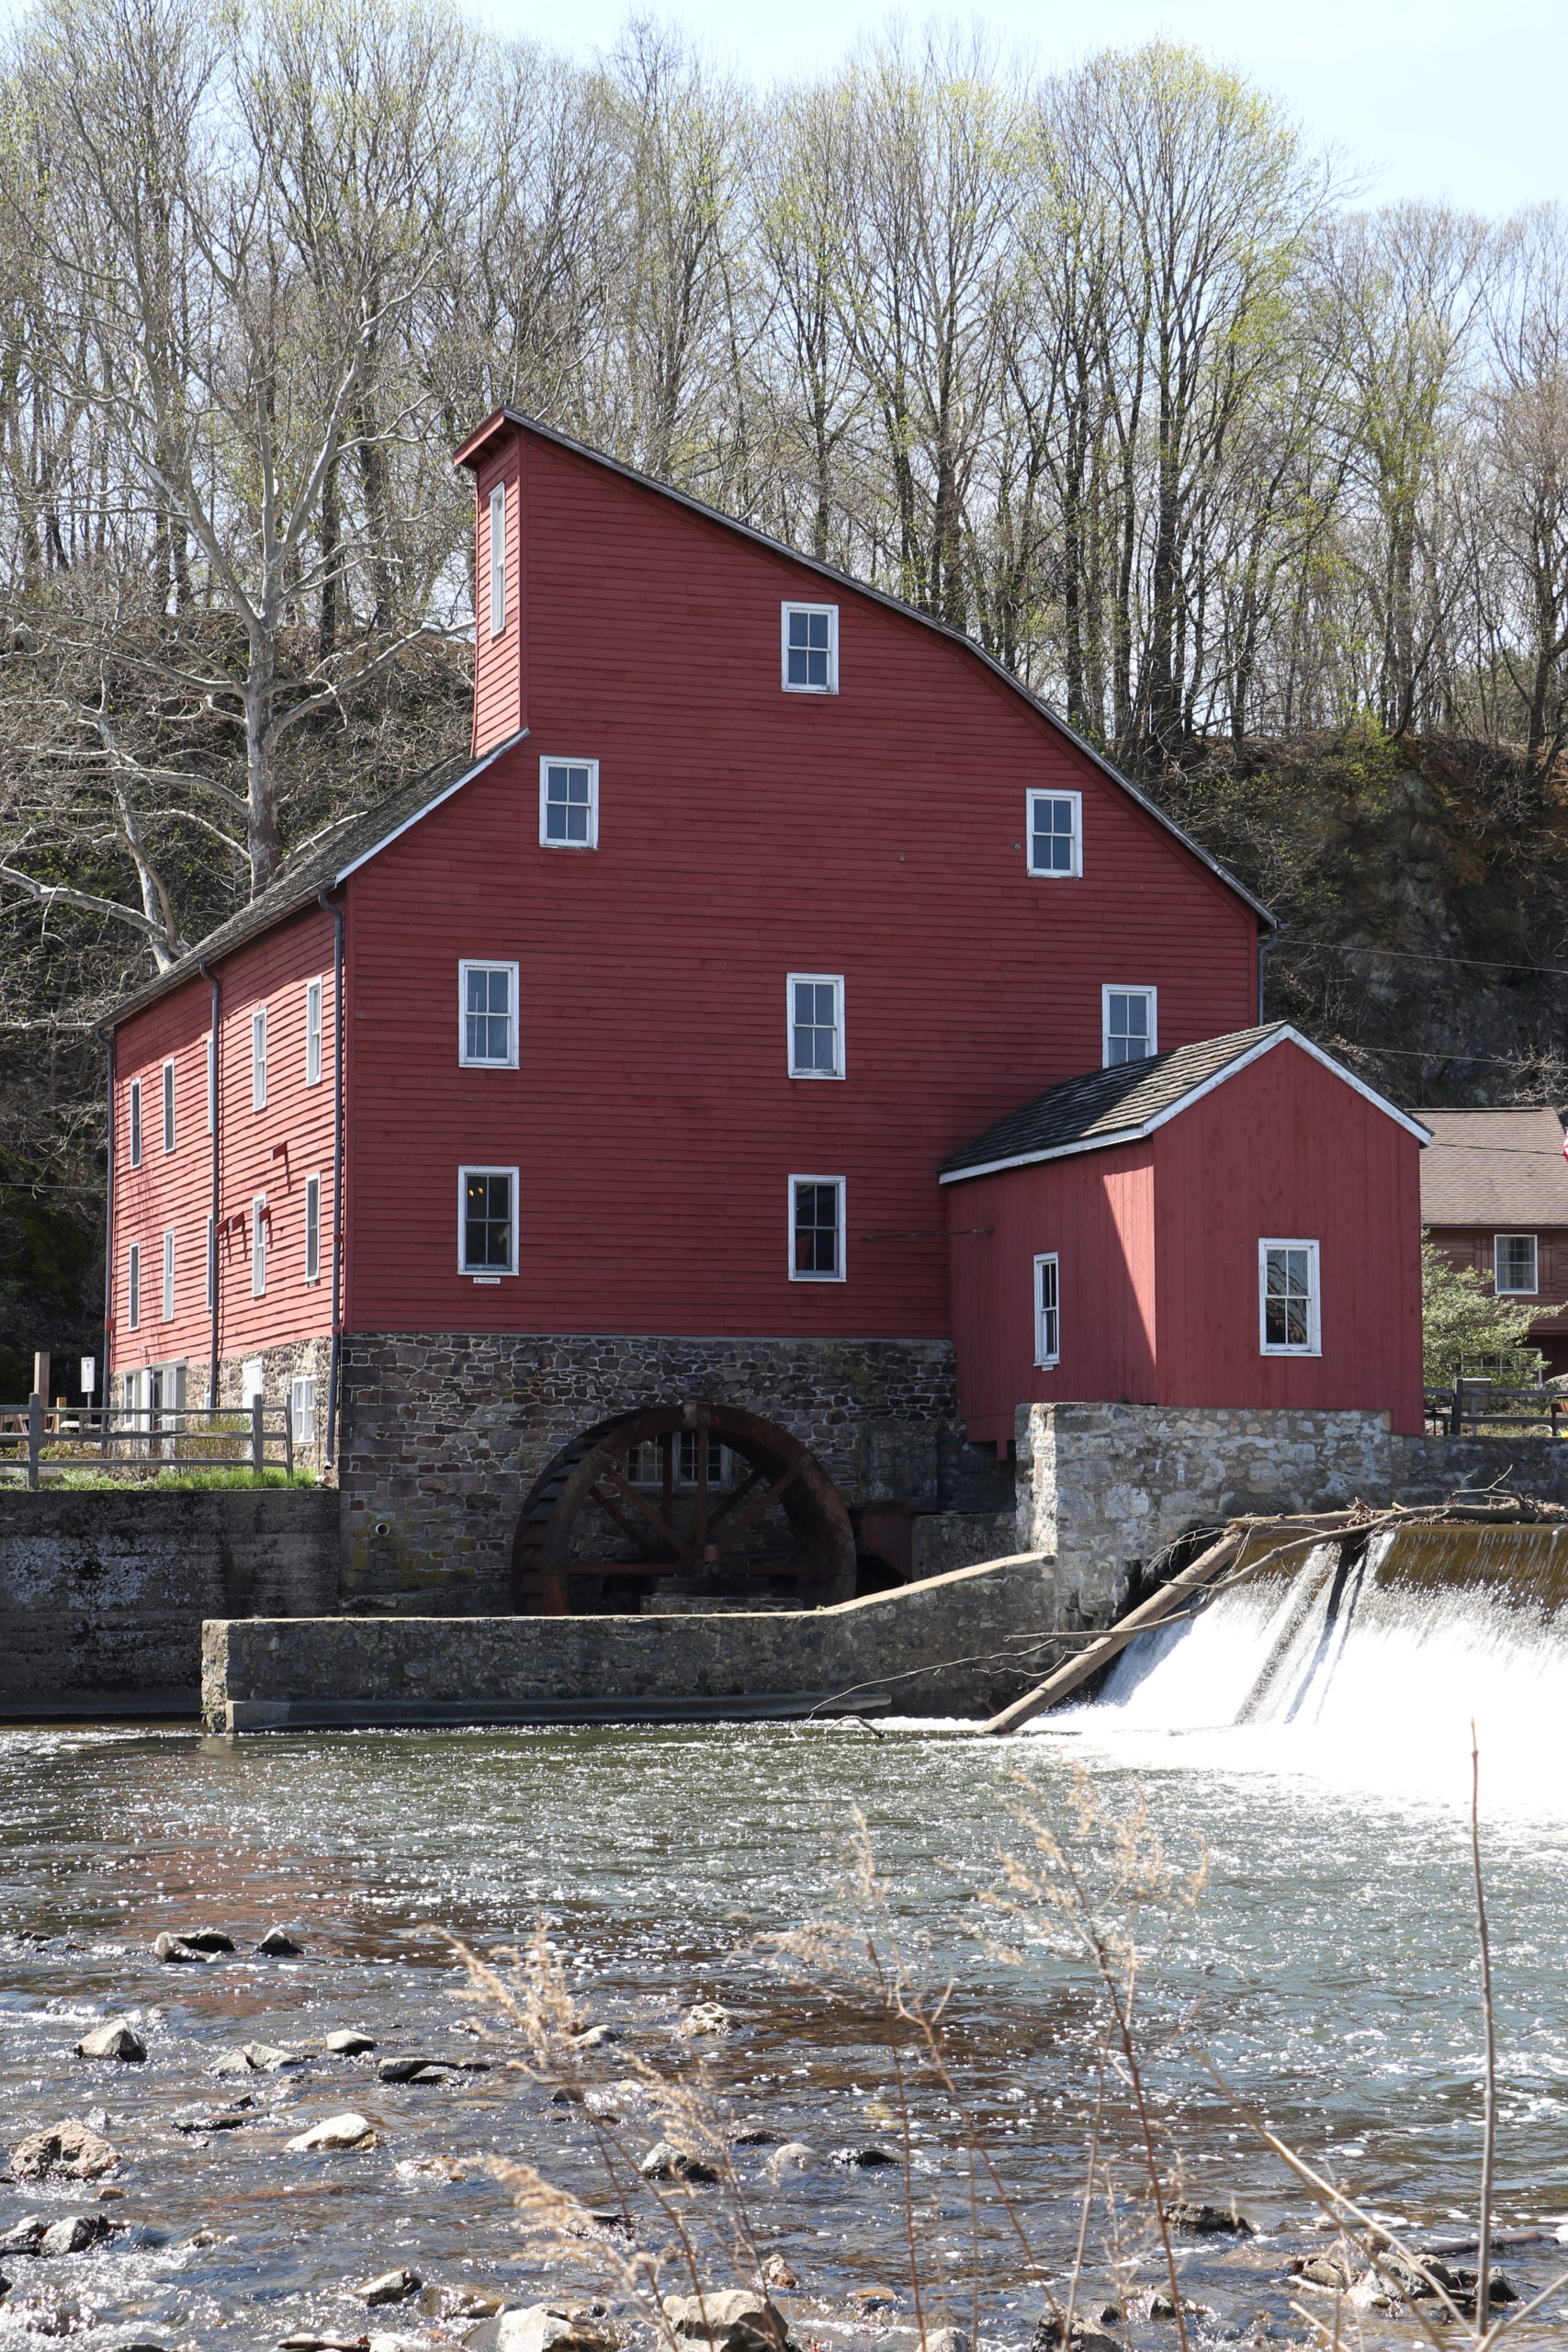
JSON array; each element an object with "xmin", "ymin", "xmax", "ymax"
[{"xmin": 1058, "ymin": 1523, "xmax": 1568, "ymax": 1815}]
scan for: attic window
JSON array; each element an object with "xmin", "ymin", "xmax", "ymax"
[
  {"xmin": 489, "ymin": 483, "xmax": 506, "ymax": 638},
  {"xmin": 1027, "ymin": 790, "xmax": 1082, "ymax": 877},
  {"xmin": 539, "ymin": 758, "xmax": 598, "ymax": 849},
  {"xmin": 782, "ymin": 603, "xmax": 838, "ymax": 693},
  {"xmin": 1495, "ymin": 1233, "xmax": 1538, "ymax": 1295}
]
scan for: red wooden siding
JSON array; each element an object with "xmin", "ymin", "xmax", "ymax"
[
  {"xmin": 110, "ymin": 907, "xmax": 336, "ymax": 1387},
  {"xmin": 947, "ymin": 1041, "xmax": 1425, "ymax": 1443},
  {"xmin": 342, "ymin": 422, "xmax": 1261, "ymax": 1340},
  {"xmin": 471, "ymin": 443, "xmax": 523, "ymax": 754}
]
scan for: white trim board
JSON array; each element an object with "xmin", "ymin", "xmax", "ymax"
[{"xmin": 939, "ymin": 1025, "xmax": 1432, "ymax": 1184}]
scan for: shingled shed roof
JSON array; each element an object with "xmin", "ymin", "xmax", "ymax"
[
  {"xmin": 107, "ymin": 731, "xmax": 526, "ymax": 1025},
  {"xmin": 1411, "ymin": 1106, "xmax": 1568, "ymax": 1228},
  {"xmin": 940, "ymin": 1022, "xmax": 1429, "ymax": 1182}
]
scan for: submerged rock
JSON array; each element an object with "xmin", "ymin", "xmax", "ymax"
[
  {"xmin": 638, "ymin": 2141, "xmax": 719, "ymax": 2183},
  {"xmin": 828, "ymin": 2145, "xmax": 899, "ymax": 2169},
  {"xmin": 1293, "ymin": 2249, "xmax": 1359, "ymax": 2290},
  {"xmin": 324, "ymin": 2030, "xmax": 378, "ymax": 2057},
  {"xmin": 377, "ymin": 2057, "xmax": 450, "ymax": 2084},
  {"xmin": 276, "ymin": 2336, "xmax": 371, "ymax": 2350},
  {"xmin": 0, "ymin": 2217, "xmax": 50, "ymax": 2256},
  {"xmin": 766, "ymin": 2143, "xmax": 818, "ymax": 2178},
  {"xmin": 359, "ymin": 2267, "xmax": 422, "ymax": 2306},
  {"xmin": 152, "ymin": 1934, "xmax": 209, "ymax": 1964},
  {"xmin": 285, "ymin": 2111, "xmax": 375, "ymax": 2153},
  {"xmin": 678, "ymin": 2003, "xmax": 733, "ymax": 2038},
  {"xmin": 921, "ymin": 2327, "xmax": 969, "ymax": 2352},
  {"xmin": 73, "ymin": 2019, "xmax": 146, "ymax": 2064},
  {"xmin": 11, "ymin": 2123, "xmax": 117, "ymax": 2179},
  {"xmin": 257, "ymin": 1928, "xmax": 304, "ymax": 1955},
  {"xmin": 37, "ymin": 2215, "xmax": 110, "ymax": 2256},
  {"xmin": 176, "ymin": 1928, "xmax": 235, "ymax": 1952},
  {"xmin": 1168, "ymin": 2199, "xmax": 1255, "ymax": 2236},
  {"xmin": 661, "ymin": 2289, "xmax": 787, "ymax": 2352}
]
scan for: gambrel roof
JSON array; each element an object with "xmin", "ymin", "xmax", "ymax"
[{"xmin": 940, "ymin": 1023, "xmax": 1430, "ymax": 1183}]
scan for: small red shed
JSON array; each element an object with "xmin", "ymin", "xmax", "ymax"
[{"xmin": 942, "ymin": 1023, "xmax": 1429, "ymax": 1442}]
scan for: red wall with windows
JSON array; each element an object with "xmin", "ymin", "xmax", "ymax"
[
  {"xmin": 1426, "ymin": 1227, "xmax": 1568, "ymax": 1375},
  {"xmin": 947, "ymin": 1040, "xmax": 1425, "ymax": 1442},
  {"xmin": 109, "ymin": 906, "xmax": 336, "ymax": 1385}
]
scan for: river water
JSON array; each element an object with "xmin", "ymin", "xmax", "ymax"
[{"xmin": 2, "ymin": 1545, "xmax": 1567, "ymax": 2347}]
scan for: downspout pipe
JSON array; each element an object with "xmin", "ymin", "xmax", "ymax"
[
  {"xmin": 318, "ymin": 889, "xmax": 345, "ymax": 1469},
  {"xmin": 197, "ymin": 961, "xmax": 220, "ymax": 1410}
]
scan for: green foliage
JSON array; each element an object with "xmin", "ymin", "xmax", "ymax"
[
  {"xmin": 1420, "ymin": 1235, "xmax": 1545, "ymax": 1386},
  {"xmin": 9, "ymin": 1466, "xmax": 319, "ymax": 1489}
]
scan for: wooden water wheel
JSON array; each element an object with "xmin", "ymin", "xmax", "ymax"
[{"xmin": 511, "ymin": 1401, "xmax": 857, "ymax": 1614}]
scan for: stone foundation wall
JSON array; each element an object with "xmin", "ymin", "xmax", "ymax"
[
  {"xmin": 0, "ymin": 1488, "xmax": 339, "ymax": 1713},
  {"xmin": 1018, "ymin": 1401, "xmax": 1568, "ymax": 1622},
  {"xmin": 116, "ymin": 1339, "xmax": 334, "ymax": 1467},
  {"xmin": 203, "ymin": 1550, "xmax": 1057, "ymax": 1728},
  {"xmin": 336, "ymin": 1332, "xmax": 1004, "ymax": 1611}
]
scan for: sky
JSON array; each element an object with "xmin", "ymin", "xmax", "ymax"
[{"xmin": 471, "ymin": 0, "xmax": 1568, "ymax": 219}]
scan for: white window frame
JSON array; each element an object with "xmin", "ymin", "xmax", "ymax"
[
  {"xmin": 127, "ymin": 1240, "xmax": 141, "ymax": 1331},
  {"xmin": 252, "ymin": 1193, "xmax": 268, "ymax": 1297},
  {"xmin": 289, "ymin": 1373, "xmax": 316, "ymax": 1447},
  {"xmin": 788, "ymin": 1173, "xmax": 846, "ymax": 1283},
  {"xmin": 458, "ymin": 959, "xmax": 520, "ymax": 1069},
  {"xmin": 304, "ymin": 1173, "xmax": 321, "ymax": 1286},
  {"xmin": 1494, "ymin": 1232, "xmax": 1539, "ymax": 1295},
  {"xmin": 538, "ymin": 756, "xmax": 599, "ymax": 851},
  {"xmin": 251, "ymin": 1007, "xmax": 267, "ymax": 1111},
  {"xmin": 128, "ymin": 1079, "xmax": 142, "ymax": 1170},
  {"xmin": 1033, "ymin": 1252, "xmax": 1060, "ymax": 1367},
  {"xmin": 206, "ymin": 1034, "xmax": 215, "ymax": 1135},
  {"xmin": 786, "ymin": 971, "xmax": 846, "ymax": 1080},
  {"xmin": 458, "ymin": 1164, "xmax": 520, "ymax": 1281},
  {"xmin": 488, "ymin": 481, "xmax": 506, "ymax": 638},
  {"xmin": 162, "ymin": 1058, "xmax": 176, "ymax": 1153},
  {"xmin": 1026, "ymin": 787, "xmax": 1084, "ymax": 879},
  {"xmin": 162, "ymin": 1227, "xmax": 175, "ymax": 1322},
  {"xmin": 205, "ymin": 1215, "xmax": 215, "ymax": 1313},
  {"xmin": 305, "ymin": 978, "xmax": 323, "ymax": 1086},
  {"xmin": 781, "ymin": 601, "xmax": 839, "ymax": 694},
  {"xmin": 1101, "ymin": 985, "xmax": 1158, "ymax": 1068},
  {"xmin": 1259, "ymin": 1238, "xmax": 1321, "ymax": 1357}
]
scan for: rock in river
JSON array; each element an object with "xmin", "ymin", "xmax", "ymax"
[
  {"xmin": 661, "ymin": 2289, "xmax": 788, "ymax": 2352},
  {"xmin": 0, "ymin": 2217, "xmax": 50, "ymax": 2256},
  {"xmin": 465, "ymin": 2303, "xmax": 618, "ymax": 2352},
  {"xmin": 285, "ymin": 2112, "xmax": 376, "ymax": 2153},
  {"xmin": 257, "ymin": 1928, "xmax": 304, "ymax": 1955},
  {"xmin": 11, "ymin": 2123, "xmax": 118, "ymax": 2179},
  {"xmin": 1168, "ymin": 2199, "xmax": 1255, "ymax": 2237},
  {"xmin": 73, "ymin": 2019, "xmax": 146, "ymax": 2064},
  {"xmin": 638, "ymin": 2142, "xmax": 718, "ymax": 2183},
  {"xmin": 678, "ymin": 2004, "xmax": 733, "ymax": 2039},
  {"xmin": 324, "ymin": 2030, "xmax": 378, "ymax": 2057},
  {"xmin": 828, "ymin": 2146, "xmax": 898, "ymax": 2169},
  {"xmin": 359, "ymin": 2267, "xmax": 422, "ymax": 2306},
  {"xmin": 765, "ymin": 2143, "xmax": 818, "ymax": 2178},
  {"xmin": 152, "ymin": 1934, "xmax": 210, "ymax": 1964},
  {"xmin": 37, "ymin": 2215, "xmax": 111, "ymax": 2256}
]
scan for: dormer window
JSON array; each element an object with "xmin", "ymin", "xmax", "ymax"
[
  {"xmin": 488, "ymin": 483, "xmax": 506, "ymax": 638},
  {"xmin": 782, "ymin": 603, "xmax": 838, "ymax": 693}
]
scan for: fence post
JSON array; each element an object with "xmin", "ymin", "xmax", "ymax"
[
  {"xmin": 283, "ymin": 1397, "xmax": 294, "ymax": 1479},
  {"xmin": 1450, "ymin": 1384, "xmax": 1463, "ymax": 1437},
  {"xmin": 27, "ymin": 1393, "xmax": 41, "ymax": 1491},
  {"xmin": 251, "ymin": 1396, "xmax": 265, "ymax": 1478}
]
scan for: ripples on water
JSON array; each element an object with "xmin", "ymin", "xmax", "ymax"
[{"xmin": 0, "ymin": 1664, "xmax": 1565, "ymax": 2345}]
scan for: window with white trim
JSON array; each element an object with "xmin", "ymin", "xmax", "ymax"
[
  {"xmin": 1495, "ymin": 1233, "xmax": 1539, "ymax": 1295},
  {"xmin": 289, "ymin": 1374, "xmax": 316, "ymax": 1447},
  {"xmin": 127, "ymin": 1241, "xmax": 141, "ymax": 1331},
  {"xmin": 489, "ymin": 482, "xmax": 506, "ymax": 638},
  {"xmin": 790, "ymin": 1175, "xmax": 845, "ymax": 1281},
  {"xmin": 1259, "ymin": 1239, "xmax": 1320, "ymax": 1354},
  {"xmin": 206, "ymin": 1034, "xmax": 215, "ymax": 1134},
  {"xmin": 1033, "ymin": 1252, "xmax": 1060, "ymax": 1367},
  {"xmin": 787, "ymin": 973, "xmax": 844, "ymax": 1078},
  {"xmin": 304, "ymin": 1174, "xmax": 321, "ymax": 1285},
  {"xmin": 205, "ymin": 1216, "xmax": 215, "ymax": 1312},
  {"xmin": 251, "ymin": 1007, "xmax": 267, "ymax": 1110},
  {"xmin": 459, "ymin": 960, "xmax": 519, "ymax": 1067},
  {"xmin": 1102, "ymin": 986, "xmax": 1157, "ymax": 1067},
  {"xmin": 1026, "ymin": 789, "xmax": 1083, "ymax": 877},
  {"xmin": 460, "ymin": 1166, "xmax": 518, "ymax": 1278},
  {"xmin": 162, "ymin": 1059, "xmax": 176, "ymax": 1152},
  {"xmin": 252, "ymin": 1193, "xmax": 268, "ymax": 1297},
  {"xmin": 782, "ymin": 602, "xmax": 838, "ymax": 693},
  {"xmin": 305, "ymin": 978, "xmax": 323, "ymax": 1086},
  {"xmin": 162, "ymin": 1227, "xmax": 175, "ymax": 1322},
  {"xmin": 539, "ymin": 757, "xmax": 598, "ymax": 849},
  {"xmin": 129, "ymin": 1079, "xmax": 142, "ymax": 1169}
]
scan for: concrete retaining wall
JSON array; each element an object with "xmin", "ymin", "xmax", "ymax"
[
  {"xmin": 0, "ymin": 1489, "xmax": 340, "ymax": 1714},
  {"xmin": 203, "ymin": 1551, "xmax": 1058, "ymax": 1730}
]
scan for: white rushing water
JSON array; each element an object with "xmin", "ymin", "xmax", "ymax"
[{"xmin": 1053, "ymin": 1533, "xmax": 1568, "ymax": 1816}]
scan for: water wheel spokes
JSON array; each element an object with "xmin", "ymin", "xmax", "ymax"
[{"xmin": 511, "ymin": 1402, "xmax": 855, "ymax": 1615}]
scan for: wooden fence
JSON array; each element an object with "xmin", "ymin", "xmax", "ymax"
[
  {"xmin": 1424, "ymin": 1384, "xmax": 1567, "ymax": 1438},
  {"xmin": 0, "ymin": 1400, "xmax": 297, "ymax": 1488}
]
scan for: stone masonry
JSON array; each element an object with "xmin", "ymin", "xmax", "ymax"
[{"xmin": 336, "ymin": 1330, "xmax": 1010, "ymax": 1611}]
